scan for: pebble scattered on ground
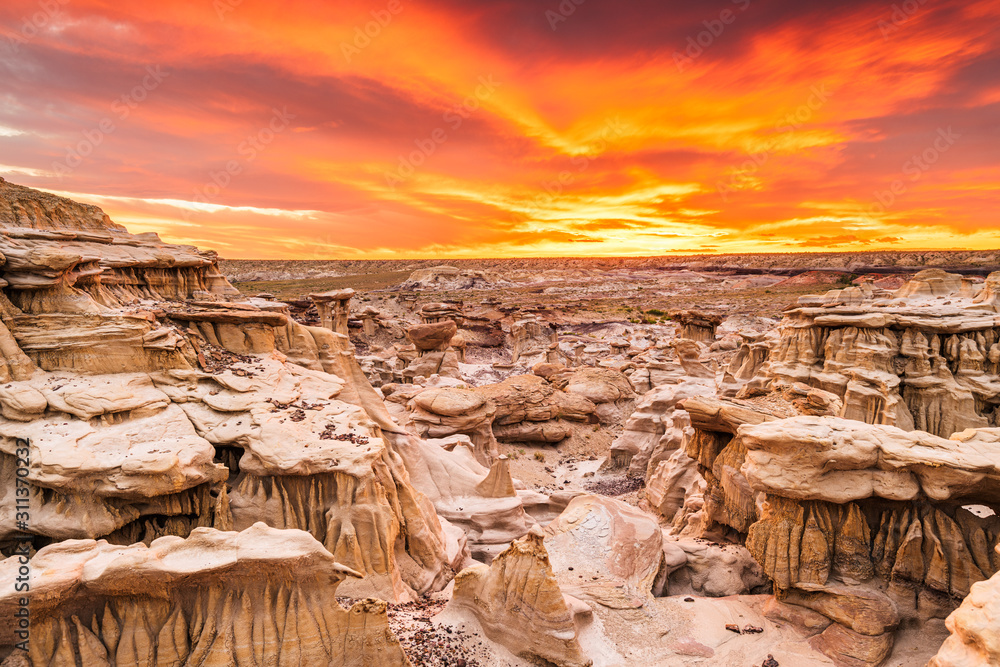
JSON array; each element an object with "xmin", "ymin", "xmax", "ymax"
[{"xmin": 383, "ymin": 598, "xmax": 496, "ymax": 667}]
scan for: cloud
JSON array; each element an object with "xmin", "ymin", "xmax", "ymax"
[{"xmin": 0, "ymin": 0, "xmax": 998, "ymax": 257}]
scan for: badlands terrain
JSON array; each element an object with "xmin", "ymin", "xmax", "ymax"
[{"xmin": 1, "ymin": 177, "xmax": 1000, "ymax": 666}]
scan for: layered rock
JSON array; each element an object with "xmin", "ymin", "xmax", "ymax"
[
  {"xmin": 0, "ymin": 523, "xmax": 410, "ymax": 666},
  {"xmin": 688, "ymin": 410, "xmax": 1000, "ymax": 666},
  {"xmin": 606, "ymin": 381, "xmax": 712, "ymax": 475},
  {"xmin": 475, "ymin": 374, "xmax": 597, "ymax": 445},
  {"xmin": 0, "ymin": 180, "xmax": 237, "ymax": 310},
  {"xmin": 0, "ymin": 183, "xmax": 452, "ymax": 604},
  {"xmin": 446, "ymin": 527, "xmax": 592, "ymax": 667},
  {"xmin": 753, "ymin": 269, "xmax": 1000, "ymax": 438},
  {"xmin": 929, "ymin": 547, "xmax": 1000, "ymax": 667},
  {"xmin": 670, "ymin": 309, "xmax": 723, "ymax": 343}
]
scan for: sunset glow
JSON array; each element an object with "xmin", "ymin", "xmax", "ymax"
[{"xmin": 2, "ymin": 0, "xmax": 999, "ymax": 257}]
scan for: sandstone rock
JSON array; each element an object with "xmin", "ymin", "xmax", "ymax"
[
  {"xmin": 408, "ymin": 386, "xmax": 498, "ymax": 464},
  {"xmin": 0, "ymin": 185, "xmax": 452, "ymax": 606},
  {"xmin": 670, "ymin": 309, "xmax": 724, "ymax": 343},
  {"xmin": 476, "ymin": 374, "xmax": 596, "ymax": 443},
  {"xmin": 763, "ymin": 597, "xmax": 832, "ymax": 636},
  {"xmin": 0, "ymin": 523, "xmax": 409, "ymax": 666},
  {"xmin": 447, "ymin": 527, "xmax": 592, "ymax": 667},
  {"xmin": 668, "ymin": 537, "xmax": 768, "ymax": 597},
  {"xmin": 310, "ymin": 288, "xmax": 354, "ymax": 334},
  {"xmin": 754, "ymin": 270, "xmax": 1000, "ymax": 438},
  {"xmin": 781, "ymin": 585, "xmax": 899, "ymax": 636},
  {"xmin": 809, "ymin": 622, "xmax": 893, "ymax": 667},
  {"xmin": 544, "ymin": 494, "xmax": 664, "ymax": 608},
  {"xmin": 929, "ymin": 554, "xmax": 1000, "ymax": 666},
  {"xmin": 645, "ymin": 449, "xmax": 705, "ymax": 523},
  {"xmin": 740, "ymin": 416, "xmax": 1000, "ymax": 504},
  {"xmin": 407, "ymin": 320, "xmax": 458, "ymax": 351},
  {"xmin": 607, "ymin": 380, "xmax": 713, "ymax": 475}
]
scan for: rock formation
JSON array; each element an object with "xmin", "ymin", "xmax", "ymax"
[
  {"xmin": 929, "ymin": 546, "xmax": 1000, "ymax": 667},
  {"xmin": 446, "ymin": 526, "xmax": 592, "ymax": 667},
  {"xmin": 670, "ymin": 309, "xmax": 723, "ymax": 343},
  {"xmin": 543, "ymin": 494, "xmax": 665, "ymax": 609},
  {"xmin": 751, "ymin": 269, "xmax": 1000, "ymax": 438},
  {"xmin": 0, "ymin": 183, "xmax": 451, "ymax": 609},
  {"xmin": 0, "ymin": 523, "xmax": 410, "ymax": 666},
  {"xmin": 8, "ymin": 181, "xmax": 1000, "ymax": 666}
]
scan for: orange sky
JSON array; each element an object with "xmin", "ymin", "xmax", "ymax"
[{"xmin": 1, "ymin": 0, "xmax": 999, "ymax": 258}]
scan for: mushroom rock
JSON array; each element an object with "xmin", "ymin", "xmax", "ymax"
[
  {"xmin": 669, "ymin": 309, "xmax": 724, "ymax": 343},
  {"xmin": 407, "ymin": 320, "xmax": 458, "ymax": 351},
  {"xmin": 310, "ymin": 288, "xmax": 355, "ymax": 335},
  {"xmin": 407, "ymin": 386, "xmax": 498, "ymax": 465}
]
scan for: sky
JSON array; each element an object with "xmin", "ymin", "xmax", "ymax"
[{"xmin": 1, "ymin": 0, "xmax": 999, "ymax": 259}]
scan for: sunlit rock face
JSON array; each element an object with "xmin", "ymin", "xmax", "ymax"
[
  {"xmin": 0, "ymin": 183, "xmax": 451, "ymax": 607},
  {"xmin": 684, "ymin": 401, "xmax": 1000, "ymax": 666},
  {"xmin": 929, "ymin": 549, "xmax": 1000, "ymax": 667},
  {"xmin": 0, "ymin": 524, "xmax": 410, "ymax": 666},
  {"xmin": 674, "ymin": 273, "xmax": 1000, "ymax": 667},
  {"xmin": 755, "ymin": 269, "xmax": 1000, "ymax": 438},
  {"xmin": 447, "ymin": 527, "xmax": 592, "ymax": 667}
]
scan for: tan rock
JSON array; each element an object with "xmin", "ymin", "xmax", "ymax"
[
  {"xmin": 0, "ymin": 523, "xmax": 410, "ymax": 666},
  {"xmin": 929, "ymin": 554, "xmax": 1000, "ymax": 667},
  {"xmin": 809, "ymin": 622, "xmax": 893, "ymax": 667},
  {"xmin": 407, "ymin": 320, "xmax": 458, "ymax": 351},
  {"xmin": 544, "ymin": 494, "xmax": 664, "ymax": 608},
  {"xmin": 447, "ymin": 527, "xmax": 592, "ymax": 667},
  {"xmin": 781, "ymin": 586, "xmax": 899, "ymax": 636}
]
